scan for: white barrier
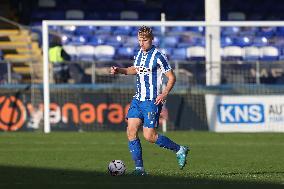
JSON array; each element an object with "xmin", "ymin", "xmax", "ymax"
[{"xmin": 206, "ymin": 94, "xmax": 284, "ymax": 132}]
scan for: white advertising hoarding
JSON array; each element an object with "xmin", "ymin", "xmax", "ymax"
[{"xmin": 205, "ymin": 95, "xmax": 284, "ymax": 132}]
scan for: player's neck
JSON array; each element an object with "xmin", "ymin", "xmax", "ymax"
[{"xmin": 142, "ymin": 45, "xmax": 153, "ymax": 54}]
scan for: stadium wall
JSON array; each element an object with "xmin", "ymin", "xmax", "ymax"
[{"xmin": 0, "ymin": 87, "xmax": 207, "ymax": 132}]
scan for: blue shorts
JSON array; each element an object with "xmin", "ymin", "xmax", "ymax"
[{"xmin": 126, "ymin": 98, "xmax": 163, "ymax": 128}]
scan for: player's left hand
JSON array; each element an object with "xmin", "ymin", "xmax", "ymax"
[{"xmin": 155, "ymin": 93, "xmax": 167, "ymax": 105}]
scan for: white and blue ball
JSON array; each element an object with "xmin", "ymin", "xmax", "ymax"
[{"xmin": 108, "ymin": 160, "xmax": 126, "ymax": 176}]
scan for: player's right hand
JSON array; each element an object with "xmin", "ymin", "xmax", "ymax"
[{"xmin": 110, "ymin": 66, "xmax": 118, "ymax": 75}]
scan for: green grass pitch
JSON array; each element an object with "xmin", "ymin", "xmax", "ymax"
[{"xmin": 0, "ymin": 131, "xmax": 283, "ymax": 189}]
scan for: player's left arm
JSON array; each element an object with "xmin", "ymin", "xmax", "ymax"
[{"xmin": 155, "ymin": 70, "xmax": 176, "ymax": 105}]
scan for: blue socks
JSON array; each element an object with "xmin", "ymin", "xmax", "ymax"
[
  {"xmin": 155, "ymin": 134, "xmax": 180, "ymax": 152},
  {"xmin": 128, "ymin": 135, "xmax": 180, "ymax": 169},
  {"xmin": 128, "ymin": 138, "xmax": 143, "ymax": 168}
]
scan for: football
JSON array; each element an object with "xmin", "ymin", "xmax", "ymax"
[{"xmin": 108, "ymin": 160, "xmax": 126, "ymax": 176}]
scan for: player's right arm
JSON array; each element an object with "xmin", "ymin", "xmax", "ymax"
[{"xmin": 110, "ymin": 66, "xmax": 137, "ymax": 75}]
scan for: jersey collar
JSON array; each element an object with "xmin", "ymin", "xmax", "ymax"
[{"xmin": 141, "ymin": 45, "xmax": 155, "ymax": 55}]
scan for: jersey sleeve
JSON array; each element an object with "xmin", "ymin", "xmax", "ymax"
[{"xmin": 157, "ymin": 53, "xmax": 172, "ymax": 73}]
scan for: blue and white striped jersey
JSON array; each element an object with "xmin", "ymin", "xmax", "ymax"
[{"xmin": 133, "ymin": 45, "xmax": 172, "ymax": 101}]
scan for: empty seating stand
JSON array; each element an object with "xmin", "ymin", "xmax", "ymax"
[{"xmin": 0, "ymin": 29, "xmax": 43, "ymax": 83}]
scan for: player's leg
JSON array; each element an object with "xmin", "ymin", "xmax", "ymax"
[
  {"xmin": 142, "ymin": 100, "xmax": 190, "ymax": 169},
  {"xmin": 126, "ymin": 99, "xmax": 146, "ymax": 175},
  {"xmin": 143, "ymin": 127, "xmax": 180, "ymax": 152},
  {"xmin": 127, "ymin": 118, "xmax": 144, "ymax": 171}
]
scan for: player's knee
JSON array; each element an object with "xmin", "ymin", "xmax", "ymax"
[
  {"xmin": 127, "ymin": 126, "xmax": 137, "ymax": 141},
  {"xmin": 143, "ymin": 132, "xmax": 157, "ymax": 143}
]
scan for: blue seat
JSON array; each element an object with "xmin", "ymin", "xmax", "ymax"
[
  {"xmin": 170, "ymin": 26, "xmax": 187, "ymax": 33},
  {"xmin": 124, "ymin": 36, "xmax": 137, "ymax": 47},
  {"xmin": 152, "ymin": 26, "xmax": 162, "ymax": 36},
  {"xmin": 171, "ymin": 48, "xmax": 187, "ymax": 61},
  {"xmin": 162, "ymin": 36, "xmax": 179, "ymax": 48},
  {"xmin": 176, "ymin": 42, "xmax": 190, "ymax": 48},
  {"xmin": 221, "ymin": 26, "xmax": 240, "ymax": 36},
  {"xmin": 95, "ymin": 26, "xmax": 113, "ymax": 34},
  {"xmin": 47, "ymin": 10, "xmax": 65, "ymax": 20},
  {"xmin": 187, "ymin": 46, "xmax": 206, "ymax": 61},
  {"xmin": 278, "ymin": 48, "xmax": 284, "ymax": 60},
  {"xmin": 61, "ymin": 35, "xmax": 71, "ymax": 45},
  {"xmin": 94, "ymin": 45, "xmax": 115, "ymax": 61},
  {"xmin": 257, "ymin": 27, "xmax": 276, "ymax": 38},
  {"xmin": 221, "ymin": 36, "xmax": 233, "ymax": 47},
  {"xmin": 69, "ymin": 35, "xmax": 87, "ymax": 45},
  {"xmin": 153, "ymin": 36, "xmax": 161, "ymax": 46},
  {"xmin": 87, "ymin": 34, "xmax": 108, "ymax": 46},
  {"xmin": 276, "ymin": 27, "xmax": 284, "ymax": 36},
  {"xmin": 188, "ymin": 26, "xmax": 205, "ymax": 34},
  {"xmin": 252, "ymin": 37, "xmax": 268, "ymax": 47},
  {"xmin": 105, "ymin": 35, "xmax": 124, "ymax": 48},
  {"xmin": 259, "ymin": 46, "xmax": 279, "ymax": 61},
  {"xmin": 75, "ymin": 26, "xmax": 96, "ymax": 36},
  {"xmin": 159, "ymin": 48, "xmax": 173, "ymax": 59},
  {"xmin": 192, "ymin": 36, "xmax": 205, "ymax": 46},
  {"xmin": 234, "ymin": 36, "xmax": 252, "ymax": 47},
  {"xmin": 113, "ymin": 26, "xmax": 132, "ymax": 35},
  {"xmin": 222, "ymin": 46, "xmax": 243, "ymax": 61},
  {"xmin": 77, "ymin": 45, "xmax": 96, "ymax": 62},
  {"xmin": 243, "ymin": 46, "xmax": 260, "ymax": 61},
  {"xmin": 116, "ymin": 47, "xmax": 134, "ymax": 59},
  {"xmin": 62, "ymin": 25, "xmax": 77, "ymax": 35}
]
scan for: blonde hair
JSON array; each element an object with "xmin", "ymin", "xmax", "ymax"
[{"xmin": 138, "ymin": 26, "xmax": 153, "ymax": 40}]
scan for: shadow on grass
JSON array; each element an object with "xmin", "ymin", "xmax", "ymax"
[{"xmin": 0, "ymin": 165, "xmax": 282, "ymax": 189}]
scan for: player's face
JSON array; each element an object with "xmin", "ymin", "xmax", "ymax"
[{"xmin": 138, "ymin": 35, "xmax": 153, "ymax": 52}]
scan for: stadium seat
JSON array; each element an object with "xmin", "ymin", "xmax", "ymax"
[
  {"xmin": 222, "ymin": 46, "xmax": 243, "ymax": 61},
  {"xmin": 191, "ymin": 36, "xmax": 205, "ymax": 46},
  {"xmin": 63, "ymin": 45, "xmax": 77, "ymax": 60},
  {"xmin": 96, "ymin": 26, "xmax": 113, "ymax": 34},
  {"xmin": 65, "ymin": 9, "xmax": 84, "ymax": 20},
  {"xmin": 94, "ymin": 45, "xmax": 115, "ymax": 61},
  {"xmin": 278, "ymin": 48, "xmax": 284, "ymax": 60},
  {"xmin": 105, "ymin": 35, "xmax": 125, "ymax": 48},
  {"xmin": 259, "ymin": 46, "xmax": 279, "ymax": 61},
  {"xmin": 252, "ymin": 36, "xmax": 268, "ymax": 47},
  {"xmin": 168, "ymin": 26, "xmax": 187, "ymax": 34},
  {"xmin": 38, "ymin": 0, "xmax": 56, "ymax": 8},
  {"xmin": 76, "ymin": 45, "xmax": 96, "ymax": 62},
  {"xmin": 162, "ymin": 36, "xmax": 179, "ymax": 48},
  {"xmin": 187, "ymin": 26, "xmax": 205, "ymax": 34},
  {"xmin": 276, "ymin": 27, "xmax": 284, "ymax": 36},
  {"xmin": 116, "ymin": 47, "xmax": 134, "ymax": 60},
  {"xmin": 152, "ymin": 26, "xmax": 162, "ymax": 36},
  {"xmin": 221, "ymin": 26, "xmax": 240, "ymax": 36},
  {"xmin": 69, "ymin": 35, "xmax": 87, "ymax": 45},
  {"xmin": 124, "ymin": 36, "xmax": 137, "ymax": 47},
  {"xmin": 159, "ymin": 48, "xmax": 173, "ymax": 59},
  {"xmin": 153, "ymin": 36, "xmax": 160, "ymax": 46},
  {"xmin": 243, "ymin": 46, "xmax": 260, "ymax": 61},
  {"xmin": 60, "ymin": 35, "xmax": 71, "ymax": 45},
  {"xmin": 257, "ymin": 27, "xmax": 276, "ymax": 38},
  {"xmin": 234, "ymin": 36, "xmax": 252, "ymax": 47},
  {"xmin": 86, "ymin": 36, "xmax": 105, "ymax": 46},
  {"xmin": 113, "ymin": 26, "xmax": 132, "ymax": 35},
  {"xmin": 62, "ymin": 25, "xmax": 76, "ymax": 35},
  {"xmin": 74, "ymin": 26, "xmax": 96, "ymax": 36},
  {"xmin": 86, "ymin": 36, "xmax": 99, "ymax": 46},
  {"xmin": 120, "ymin": 11, "xmax": 139, "ymax": 20},
  {"xmin": 171, "ymin": 48, "xmax": 187, "ymax": 61},
  {"xmin": 187, "ymin": 46, "xmax": 205, "ymax": 61},
  {"xmin": 227, "ymin": 12, "xmax": 246, "ymax": 20},
  {"xmin": 221, "ymin": 36, "xmax": 233, "ymax": 47}
]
